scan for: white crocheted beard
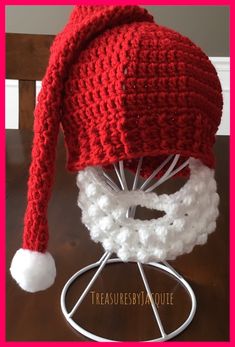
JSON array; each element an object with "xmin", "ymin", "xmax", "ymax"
[{"xmin": 76, "ymin": 158, "xmax": 219, "ymax": 263}]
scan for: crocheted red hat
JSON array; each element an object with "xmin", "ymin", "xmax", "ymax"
[{"xmin": 10, "ymin": 5, "xmax": 223, "ymax": 292}]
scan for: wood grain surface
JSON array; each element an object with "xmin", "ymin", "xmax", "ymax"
[
  {"xmin": 6, "ymin": 33, "xmax": 54, "ymax": 129},
  {"xmin": 6, "ymin": 33, "xmax": 54, "ymax": 81},
  {"xmin": 18, "ymin": 80, "xmax": 36, "ymax": 129},
  {"xmin": 6, "ymin": 130, "xmax": 229, "ymax": 341}
]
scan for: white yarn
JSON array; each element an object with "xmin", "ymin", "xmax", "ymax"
[
  {"xmin": 10, "ymin": 249, "xmax": 56, "ymax": 292},
  {"xmin": 77, "ymin": 158, "xmax": 219, "ymax": 263}
]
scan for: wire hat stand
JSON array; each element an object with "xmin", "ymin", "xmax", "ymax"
[{"xmin": 61, "ymin": 154, "xmax": 197, "ymax": 342}]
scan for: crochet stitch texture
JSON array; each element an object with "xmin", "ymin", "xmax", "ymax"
[
  {"xmin": 77, "ymin": 159, "xmax": 219, "ymax": 263},
  {"xmin": 21, "ymin": 5, "xmax": 222, "ymax": 259}
]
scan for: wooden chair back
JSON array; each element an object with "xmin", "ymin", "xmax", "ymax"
[{"xmin": 6, "ymin": 33, "xmax": 54, "ymax": 129}]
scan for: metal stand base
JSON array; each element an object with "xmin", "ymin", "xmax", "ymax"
[{"xmin": 61, "ymin": 254, "xmax": 197, "ymax": 342}]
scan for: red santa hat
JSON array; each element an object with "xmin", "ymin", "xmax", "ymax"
[{"xmin": 10, "ymin": 5, "xmax": 223, "ymax": 292}]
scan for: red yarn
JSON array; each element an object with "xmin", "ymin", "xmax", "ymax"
[{"xmin": 22, "ymin": 5, "xmax": 222, "ymax": 254}]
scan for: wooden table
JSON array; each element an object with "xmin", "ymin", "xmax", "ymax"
[{"xmin": 6, "ymin": 130, "xmax": 229, "ymax": 341}]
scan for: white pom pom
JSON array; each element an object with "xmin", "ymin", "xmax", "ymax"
[{"xmin": 10, "ymin": 249, "xmax": 56, "ymax": 293}]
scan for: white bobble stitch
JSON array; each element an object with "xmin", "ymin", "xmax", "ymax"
[
  {"xmin": 171, "ymin": 240, "xmax": 183, "ymax": 253},
  {"xmin": 76, "ymin": 173, "xmax": 85, "ymax": 184},
  {"xmin": 155, "ymin": 226, "xmax": 168, "ymax": 238},
  {"xmin": 87, "ymin": 204, "xmax": 100, "ymax": 217},
  {"xmin": 214, "ymin": 208, "xmax": 219, "ymax": 219},
  {"xmin": 138, "ymin": 228, "xmax": 149, "ymax": 243},
  {"xmin": 118, "ymin": 248, "xmax": 131, "ymax": 262},
  {"xmin": 207, "ymin": 221, "xmax": 216, "ymax": 234},
  {"xmin": 165, "ymin": 204, "xmax": 178, "ymax": 216},
  {"xmin": 116, "ymin": 227, "xmax": 130, "ymax": 243},
  {"xmin": 208, "ymin": 180, "xmax": 217, "ymax": 192},
  {"xmin": 183, "ymin": 196, "xmax": 194, "ymax": 206},
  {"xmin": 90, "ymin": 227, "xmax": 102, "ymax": 242},
  {"xmin": 103, "ymin": 239, "xmax": 115, "ymax": 251},
  {"xmin": 185, "ymin": 244, "xmax": 194, "ymax": 254},
  {"xmin": 99, "ymin": 216, "xmax": 113, "ymax": 231},
  {"xmin": 137, "ymin": 250, "xmax": 149, "ymax": 263},
  {"xmin": 183, "ymin": 232, "xmax": 195, "ymax": 244},
  {"xmin": 112, "ymin": 207, "xmax": 126, "ymax": 219},
  {"xmin": 154, "ymin": 249, "xmax": 167, "ymax": 260},
  {"xmin": 196, "ymin": 233, "xmax": 208, "ymax": 245},
  {"xmin": 77, "ymin": 194, "xmax": 87, "ymax": 209},
  {"xmin": 98, "ymin": 195, "xmax": 110, "ymax": 209},
  {"xmin": 128, "ymin": 232, "xmax": 139, "ymax": 245},
  {"xmin": 212, "ymin": 193, "xmax": 220, "ymax": 205},
  {"xmin": 77, "ymin": 170, "xmax": 90, "ymax": 183},
  {"xmin": 85, "ymin": 183, "xmax": 97, "ymax": 197},
  {"xmin": 173, "ymin": 218, "xmax": 185, "ymax": 230},
  {"xmin": 194, "ymin": 182, "xmax": 205, "ymax": 193}
]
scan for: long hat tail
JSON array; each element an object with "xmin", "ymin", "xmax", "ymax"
[{"xmin": 10, "ymin": 5, "xmax": 154, "ymax": 292}]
